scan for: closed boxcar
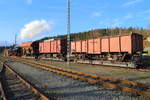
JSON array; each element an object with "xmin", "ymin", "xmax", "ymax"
[{"xmin": 71, "ymin": 33, "xmax": 143, "ymax": 54}]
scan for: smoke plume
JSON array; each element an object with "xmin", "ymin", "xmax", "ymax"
[{"xmin": 19, "ymin": 20, "xmax": 51, "ymax": 40}]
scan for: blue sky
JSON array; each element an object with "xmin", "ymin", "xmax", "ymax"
[{"xmin": 0, "ymin": 0, "xmax": 150, "ymax": 45}]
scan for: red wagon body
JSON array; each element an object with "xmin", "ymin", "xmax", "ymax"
[
  {"xmin": 71, "ymin": 33, "xmax": 143, "ymax": 54},
  {"xmin": 39, "ymin": 39, "xmax": 67, "ymax": 54},
  {"xmin": 20, "ymin": 42, "xmax": 33, "ymax": 49}
]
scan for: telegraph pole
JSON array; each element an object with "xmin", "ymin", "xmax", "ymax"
[
  {"xmin": 15, "ymin": 34, "xmax": 17, "ymax": 46},
  {"xmin": 5, "ymin": 41, "xmax": 7, "ymax": 49},
  {"xmin": 119, "ymin": 28, "xmax": 122, "ymax": 35},
  {"xmin": 67, "ymin": 0, "xmax": 71, "ymax": 66}
]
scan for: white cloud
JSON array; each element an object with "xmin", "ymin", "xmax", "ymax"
[
  {"xmin": 92, "ymin": 12, "xmax": 102, "ymax": 17},
  {"xmin": 142, "ymin": 9, "xmax": 150, "ymax": 14},
  {"xmin": 26, "ymin": 0, "xmax": 32, "ymax": 5},
  {"xmin": 19, "ymin": 20, "xmax": 52, "ymax": 40},
  {"xmin": 122, "ymin": 0, "xmax": 144, "ymax": 7},
  {"xmin": 124, "ymin": 14, "xmax": 133, "ymax": 19},
  {"xmin": 146, "ymin": 16, "xmax": 150, "ymax": 20},
  {"xmin": 99, "ymin": 18, "xmax": 122, "ymax": 28}
]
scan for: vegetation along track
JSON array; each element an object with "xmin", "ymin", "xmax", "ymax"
[
  {"xmin": 0, "ymin": 61, "xmax": 49, "ymax": 100},
  {"xmin": 12, "ymin": 57, "xmax": 150, "ymax": 99}
]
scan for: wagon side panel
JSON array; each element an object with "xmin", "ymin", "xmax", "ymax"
[
  {"xmin": 110, "ymin": 37, "xmax": 120, "ymax": 52},
  {"xmin": 121, "ymin": 35, "xmax": 132, "ymax": 53},
  {"xmin": 93, "ymin": 38, "xmax": 101, "ymax": 54},
  {"xmin": 76, "ymin": 41, "xmax": 82, "ymax": 53},
  {"xmin": 71, "ymin": 41, "xmax": 76, "ymax": 53},
  {"xmin": 101, "ymin": 38, "xmax": 109, "ymax": 52},
  {"xmin": 87, "ymin": 39, "xmax": 94, "ymax": 54},
  {"xmin": 82, "ymin": 40, "xmax": 87, "ymax": 53}
]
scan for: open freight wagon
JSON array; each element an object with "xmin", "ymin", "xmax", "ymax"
[
  {"xmin": 39, "ymin": 39, "xmax": 67, "ymax": 59},
  {"xmin": 20, "ymin": 42, "xmax": 33, "ymax": 56},
  {"xmin": 71, "ymin": 33, "xmax": 143, "ymax": 68},
  {"xmin": 20, "ymin": 41, "xmax": 39, "ymax": 57}
]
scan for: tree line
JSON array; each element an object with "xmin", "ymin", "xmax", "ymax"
[{"xmin": 38, "ymin": 27, "xmax": 150, "ymax": 42}]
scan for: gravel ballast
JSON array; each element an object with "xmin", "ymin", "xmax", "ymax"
[
  {"xmin": 25, "ymin": 58, "xmax": 150, "ymax": 85},
  {"xmin": 0, "ymin": 57, "xmax": 149, "ymax": 100}
]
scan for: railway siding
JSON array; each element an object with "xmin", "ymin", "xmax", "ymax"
[
  {"xmin": 0, "ymin": 61, "xmax": 49, "ymax": 100},
  {"xmin": 24, "ymin": 57, "xmax": 150, "ymax": 85},
  {"xmin": 19, "ymin": 58, "xmax": 150, "ymax": 88},
  {"xmin": 1, "ymin": 56, "xmax": 147, "ymax": 100},
  {"xmin": 13, "ymin": 57, "xmax": 150, "ymax": 99},
  {"xmin": 0, "ymin": 64, "xmax": 7, "ymax": 100}
]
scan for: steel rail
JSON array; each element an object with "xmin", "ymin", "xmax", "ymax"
[
  {"xmin": 0, "ymin": 61, "xmax": 50, "ymax": 100},
  {"xmin": 19, "ymin": 58, "xmax": 150, "ymax": 89},
  {"xmin": 21, "ymin": 56, "xmax": 150, "ymax": 72},
  {"xmin": 92, "ymin": 63, "xmax": 150, "ymax": 73},
  {"xmin": 14, "ymin": 57, "xmax": 150, "ymax": 99},
  {"xmin": 0, "ymin": 62, "xmax": 7, "ymax": 100},
  {"xmin": 75, "ymin": 61, "xmax": 150, "ymax": 72},
  {"xmin": 0, "ymin": 77, "xmax": 7, "ymax": 100}
]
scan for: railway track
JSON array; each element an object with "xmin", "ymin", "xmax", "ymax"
[
  {"xmin": 12, "ymin": 57, "xmax": 150, "ymax": 99},
  {"xmin": 0, "ymin": 61, "xmax": 49, "ymax": 100},
  {"xmin": 76, "ymin": 61, "xmax": 150, "ymax": 73},
  {"xmin": 23, "ymin": 57, "xmax": 150, "ymax": 73}
]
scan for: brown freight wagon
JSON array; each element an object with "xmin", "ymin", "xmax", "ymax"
[
  {"xmin": 20, "ymin": 42, "xmax": 33, "ymax": 49},
  {"xmin": 39, "ymin": 39, "xmax": 67, "ymax": 59},
  {"xmin": 20, "ymin": 41, "xmax": 34, "ymax": 56},
  {"xmin": 71, "ymin": 33, "xmax": 143, "ymax": 62}
]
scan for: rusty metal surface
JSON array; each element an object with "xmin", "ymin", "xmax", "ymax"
[{"xmin": 14, "ymin": 57, "xmax": 150, "ymax": 99}]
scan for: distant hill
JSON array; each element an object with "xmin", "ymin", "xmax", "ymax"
[
  {"xmin": 35, "ymin": 27, "xmax": 150, "ymax": 48},
  {"xmin": 38, "ymin": 27, "xmax": 150, "ymax": 42}
]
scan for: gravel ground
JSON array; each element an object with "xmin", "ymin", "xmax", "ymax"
[
  {"xmin": 2, "ymin": 68, "xmax": 39, "ymax": 100},
  {"xmin": 0, "ymin": 57, "xmax": 149, "ymax": 100},
  {"xmin": 22, "ymin": 58, "xmax": 150, "ymax": 85},
  {"xmin": 0, "ymin": 64, "xmax": 4, "ymax": 100}
]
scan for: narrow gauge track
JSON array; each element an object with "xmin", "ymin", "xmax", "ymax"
[
  {"xmin": 0, "ymin": 61, "xmax": 49, "ymax": 100},
  {"xmin": 12, "ymin": 57, "xmax": 150, "ymax": 99},
  {"xmin": 23, "ymin": 57, "xmax": 150, "ymax": 73}
]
